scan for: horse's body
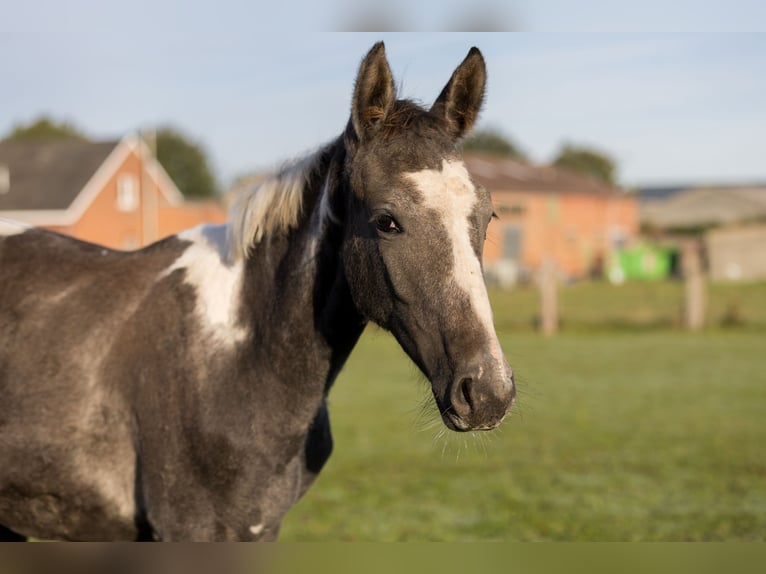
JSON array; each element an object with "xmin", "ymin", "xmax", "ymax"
[{"xmin": 0, "ymin": 43, "xmax": 515, "ymax": 541}]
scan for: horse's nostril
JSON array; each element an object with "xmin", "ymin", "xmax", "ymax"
[{"xmin": 460, "ymin": 377, "xmax": 474, "ymax": 410}]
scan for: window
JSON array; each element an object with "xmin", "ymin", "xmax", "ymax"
[
  {"xmin": 546, "ymin": 195, "xmax": 560, "ymax": 223},
  {"xmin": 116, "ymin": 174, "xmax": 138, "ymax": 212},
  {"xmin": 498, "ymin": 202, "xmax": 526, "ymax": 216},
  {"xmin": 502, "ymin": 226, "xmax": 523, "ymax": 262}
]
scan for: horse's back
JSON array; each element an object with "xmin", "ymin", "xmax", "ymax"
[
  {"xmin": 0, "ymin": 225, "xmax": 187, "ymax": 540},
  {"xmin": 0, "ymin": 226, "xmax": 185, "ymax": 396}
]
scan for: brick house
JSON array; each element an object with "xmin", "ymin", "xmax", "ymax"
[
  {"xmin": 464, "ymin": 154, "xmax": 639, "ymax": 284},
  {"xmin": 0, "ymin": 135, "xmax": 227, "ymax": 249}
]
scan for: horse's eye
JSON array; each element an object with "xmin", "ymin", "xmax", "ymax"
[{"xmin": 374, "ymin": 214, "xmax": 402, "ymax": 234}]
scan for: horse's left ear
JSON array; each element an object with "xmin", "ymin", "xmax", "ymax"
[
  {"xmin": 351, "ymin": 42, "xmax": 396, "ymax": 142},
  {"xmin": 431, "ymin": 47, "xmax": 487, "ymax": 140}
]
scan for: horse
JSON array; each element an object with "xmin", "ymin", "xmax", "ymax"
[{"xmin": 0, "ymin": 42, "xmax": 516, "ymax": 541}]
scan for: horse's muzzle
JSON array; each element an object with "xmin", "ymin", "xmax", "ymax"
[{"xmin": 442, "ymin": 363, "xmax": 516, "ymax": 432}]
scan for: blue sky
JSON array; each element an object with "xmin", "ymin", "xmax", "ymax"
[{"xmin": 2, "ymin": 2, "xmax": 765, "ymax": 187}]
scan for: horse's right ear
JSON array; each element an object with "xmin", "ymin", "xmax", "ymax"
[
  {"xmin": 430, "ymin": 47, "xmax": 487, "ymax": 140},
  {"xmin": 350, "ymin": 42, "xmax": 396, "ymax": 142}
]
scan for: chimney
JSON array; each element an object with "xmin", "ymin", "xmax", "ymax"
[{"xmin": 0, "ymin": 165, "xmax": 9, "ymax": 195}]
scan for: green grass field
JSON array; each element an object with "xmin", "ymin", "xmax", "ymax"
[{"xmin": 280, "ymin": 282, "xmax": 766, "ymax": 541}]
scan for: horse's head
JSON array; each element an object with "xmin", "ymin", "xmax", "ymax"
[{"xmin": 340, "ymin": 43, "xmax": 515, "ymax": 431}]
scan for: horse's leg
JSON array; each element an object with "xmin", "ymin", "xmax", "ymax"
[
  {"xmin": 134, "ymin": 517, "xmax": 156, "ymax": 542},
  {"xmin": 0, "ymin": 524, "xmax": 28, "ymax": 542}
]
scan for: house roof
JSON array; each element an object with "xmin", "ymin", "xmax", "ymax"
[
  {"xmin": 463, "ymin": 153, "xmax": 623, "ymax": 196},
  {"xmin": 0, "ymin": 140, "xmax": 118, "ymax": 210},
  {"xmin": 640, "ymin": 186, "xmax": 766, "ymax": 229}
]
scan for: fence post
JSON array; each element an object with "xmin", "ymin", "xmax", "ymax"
[
  {"xmin": 682, "ymin": 239, "xmax": 705, "ymax": 331},
  {"xmin": 540, "ymin": 256, "xmax": 559, "ymax": 336}
]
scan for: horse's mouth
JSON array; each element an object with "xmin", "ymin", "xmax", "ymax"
[
  {"xmin": 441, "ymin": 408, "xmax": 507, "ymax": 432},
  {"xmin": 442, "ymin": 410, "xmax": 470, "ymax": 432}
]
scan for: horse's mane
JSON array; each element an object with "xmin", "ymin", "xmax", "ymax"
[{"xmin": 228, "ymin": 151, "xmax": 323, "ymax": 261}]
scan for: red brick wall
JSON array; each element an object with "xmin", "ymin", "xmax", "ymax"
[
  {"xmin": 486, "ymin": 190, "xmax": 638, "ymax": 279},
  {"xmin": 157, "ymin": 201, "xmax": 228, "ymax": 239},
  {"xmin": 57, "ymin": 151, "xmax": 145, "ymax": 248}
]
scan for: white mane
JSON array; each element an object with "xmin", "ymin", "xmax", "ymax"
[{"xmin": 228, "ymin": 152, "xmax": 320, "ymax": 261}]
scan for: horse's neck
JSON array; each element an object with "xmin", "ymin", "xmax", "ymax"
[{"xmin": 238, "ymin": 150, "xmax": 365, "ymax": 400}]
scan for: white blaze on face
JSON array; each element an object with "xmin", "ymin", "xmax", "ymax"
[
  {"xmin": 160, "ymin": 224, "xmax": 247, "ymax": 346},
  {"xmin": 404, "ymin": 159, "xmax": 506, "ymax": 376}
]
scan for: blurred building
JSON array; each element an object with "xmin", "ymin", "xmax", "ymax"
[
  {"xmin": 639, "ymin": 184, "xmax": 766, "ymax": 281},
  {"xmin": 0, "ymin": 135, "xmax": 227, "ymax": 250},
  {"xmin": 465, "ymin": 154, "xmax": 639, "ymax": 286},
  {"xmin": 223, "ymin": 172, "xmax": 270, "ymax": 210}
]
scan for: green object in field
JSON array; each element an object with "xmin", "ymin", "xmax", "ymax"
[{"xmin": 607, "ymin": 244, "xmax": 674, "ymax": 283}]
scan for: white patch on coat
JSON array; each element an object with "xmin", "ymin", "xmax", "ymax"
[
  {"xmin": 161, "ymin": 224, "xmax": 247, "ymax": 345},
  {"xmin": 0, "ymin": 218, "xmax": 30, "ymax": 236},
  {"xmin": 249, "ymin": 523, "xmax": 265, "ymax": 536},
  {"xmin": 404, "ymin": 160, "xmax": 506, "ymax": 375}
]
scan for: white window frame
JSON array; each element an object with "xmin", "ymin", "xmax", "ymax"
[{"xmin": 116, "ymin": 173, "xmax": 138, "ymax": 212}]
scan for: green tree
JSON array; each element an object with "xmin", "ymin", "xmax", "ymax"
[
  {"xmin": 461, "ymin": 128, "xmax": 526, "ymax": 160},
  {"xmin": 5, "ymin": 117, "xmax": 88, "ymax": 141},
  {"xmin": 154, "ymin": 127, "xmax": 219, "ymax": 198},
  {"xmin": 553, "ymin": 144, "xmax": 617, "ymax": 185}
]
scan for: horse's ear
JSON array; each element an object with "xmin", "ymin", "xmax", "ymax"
[
  {"xmin": 431, "ymin": 47, "xmax": 487, "ymax": 140},
  {"xmin": 351, "ymin": 42, "xmax": 396, "ymax": 142}
]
